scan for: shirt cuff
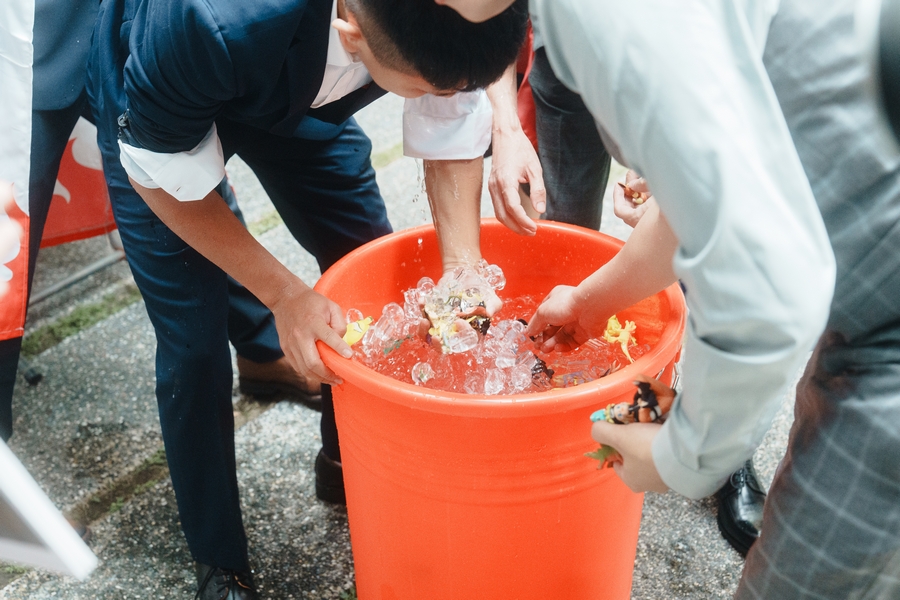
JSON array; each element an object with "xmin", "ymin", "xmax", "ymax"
[
  {"xmin": 117, "ymin": 124, "xmax": 225, "ymax": 201},
  {"xmin": 653, "ymin": 417, "xmax": 733, "ymax": 500},
  {"xmin": 402, "ymin": 90, "xmax": 492, "ymax": 160},
  {"xmin": 650, "ymin": 323, "xmax": 811, "ymax": 499}
]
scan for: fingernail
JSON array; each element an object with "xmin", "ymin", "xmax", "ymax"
[
  {"xmin": 536, "ymin": 202, "xmax": 546, "ymax": 212},
  {"xmin": 341, "ymin": 348, "xmax": 353, "ymax": 358}
]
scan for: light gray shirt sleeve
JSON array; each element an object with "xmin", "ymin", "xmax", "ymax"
[{"xmin": 531, "ymin": 0, "xmax": 836, "ymax": 498}]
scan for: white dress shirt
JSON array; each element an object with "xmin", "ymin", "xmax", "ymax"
[
  {"xmin": 119, "ymin": 0, "xmax": 491, "ymax": 201},
  {"xmin": 530, "ymin": 0, "xmax": 836, "ymax": 498}
]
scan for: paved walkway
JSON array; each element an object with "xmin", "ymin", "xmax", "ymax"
[{"xmin": 0, "ymin": 94, "xmax": 794, "ymax": 599}]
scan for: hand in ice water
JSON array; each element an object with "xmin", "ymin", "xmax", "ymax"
[{"xmin": 524, "ymin": 284, "xmax": 607, "ymax": 353}]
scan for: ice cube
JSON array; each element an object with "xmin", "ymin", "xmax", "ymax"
[
  {"xmin": 485, "ymin": 264, "xmax": 506, "ymax": 290},
  {"xmin": 411, "ymin": 362, "xmax": 435, "ymax": 385},
  {"xmin": 495, "ymin": 348, "xmax": 517, "ymax": 369},
  {"xmin": 510, "ymin": 363, "xmax": 533, "ymax": 392},
  {"xmin": 464, "ymin": 372, "xmax": 484, "ymax": 395},
  {"xmin": 445, "ymin": 324, "xmax": 479, "ymax": 354},
  {"xmin": 484, "ymin": 369, "xmax": 506, "ymax": 395},
  {"xmin": 403, "ymin": 289, "xmax": 422, "ymax": 319},
  {"xmin": 417, "ymin": 277, "xmax": 435, "ymax": 296}
]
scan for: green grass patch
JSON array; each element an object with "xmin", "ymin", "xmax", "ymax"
[
  {"xmin": 340, "ymin": 588, "xmax": 358, "ymax": 600},
  {"xmin": 371, "ymin": 142, "xmax": 404, "ymax": 170},
  {"xmin": 108, "ymin": 497, "xmax": 125, "ymax": 514},
  {"xmin": 0, "ymin": 564, "xmax": 29, "ymax": 575},
  {"xmin": 133, "ymin": 479, "xmax": 159, "ymax": 495},
  {"xmin": 22, "ymin": 283, "xmax": 143, "ymax": 357},
  {"xmin": 145, "ymin": 448, "xmax": 167, "ymax": 467},
  {"xmin": 248, "ymin": 211, "xmax": 284, "ymax": 237}
]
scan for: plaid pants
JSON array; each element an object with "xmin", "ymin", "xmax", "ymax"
[
  {"xmin": 736, "ymin": 0, "xmax": 900, "ymax": 596},
  {"xmin": 737, "ymin": 332, "xmax": 900, "ymax": 599}
]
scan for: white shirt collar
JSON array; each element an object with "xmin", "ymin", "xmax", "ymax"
[{"xmin": 326, "ymin": 0, "xmax": 359, "ymax": 68}]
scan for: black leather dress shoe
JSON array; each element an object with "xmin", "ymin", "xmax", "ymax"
[
  {"xmin": 714, "ymin": 459, "xmax": 766, "ymax": 557},
  {"xmin": 237, "ymin": 356, "xmax": 323, "ymax": 411},
  {"xmin": 315, "ymin": 448, "xmax": 346, "ymax": 505},
  {"xmin": 195, "ymin": 563, "xmax": 258, "ymax": 600}
]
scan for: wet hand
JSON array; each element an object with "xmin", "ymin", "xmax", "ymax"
[
  {"xmin": 590, "ymin": 420, "xmax": 669, "ymax": 493},
  {"xmin": 488, "ymin": 127, "xmax": 546, "ymax": 236},
  {"xmin": 524, "ymin": 285, "xmax": 594, "ymax": 353},
  {"xmin": 270, "ymin": 284, "xmax": 351, "ymax": 386},
  {"xmin": 613, "ymin": 170, "xmax": 654, "ymax": 228},
  {"xmin": 436, "ymin": 266, "xmax": 503, "ymax": 318}
]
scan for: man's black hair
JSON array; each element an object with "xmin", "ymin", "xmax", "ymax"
[{"xmin": 348, "ymin": 0, "xmax": 528, "ymax": 92}]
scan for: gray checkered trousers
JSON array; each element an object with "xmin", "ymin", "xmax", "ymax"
[{"xmin": 736, "ymin": 0, "xmax": 900, "ymax": 598}]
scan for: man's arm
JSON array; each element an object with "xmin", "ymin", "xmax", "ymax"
[
  {"xmin": 485, "ymin": 63, "xmax": 546, "ymax": 235},
  {"xmin": 130, "ymin": 180, "xmax": 352, "ymax": 386},
  {"xmin": 530, "ymin": 0, "xmax": 837, "ymax": 498},
  {"xmin": 423, "ymin": 157, "xmax": 484, "ymax": 272},
  {"xmin": 423, "ymin": 157, "xmax": 503, "ymax": 315}
]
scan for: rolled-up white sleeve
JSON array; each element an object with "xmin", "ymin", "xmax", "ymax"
[
  {"xmin": 534, "ymin": 0, "xmax": 836, "ymax": 498},
  {"xmin": 402, "ymin": 90, "xmax": 492, "ymax": 160},
  {"xmin": 117, "ymin": 123, "xmax": 225, "ymax": 201}
]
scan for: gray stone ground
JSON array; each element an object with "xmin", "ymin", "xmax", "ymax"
[{"xmin": 0, "ymin": 94, "xmax": 795, "ymax": 599}]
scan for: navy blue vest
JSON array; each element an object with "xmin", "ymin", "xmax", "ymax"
[{"xmin": 115, "ymin": 0, "xmax": 384, "ymax": 152}]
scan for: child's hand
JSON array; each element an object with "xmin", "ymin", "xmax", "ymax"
[
  {"xmin": 524, "ymin": 285, "xmax": 598, "ymax": 353},
  {"xmin": 613, "ymin": 170, "xmax": 654, "ymax": 228},
  {"xmin": 590, "ymin": 420, "xmax": 669, "ymax": 493}
]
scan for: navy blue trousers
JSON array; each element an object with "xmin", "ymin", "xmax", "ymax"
[
  {"xmin": 89, "ymin": 66, "xmax": 390, "ymax": 574},
  {"xmin": 0, "ymin": 95, "xmax": 89, "ymax": 442}
]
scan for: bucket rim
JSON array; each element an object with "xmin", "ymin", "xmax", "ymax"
[{"xmin": 316, "ymin": 220, "xmax": 686, "ymax": 417}]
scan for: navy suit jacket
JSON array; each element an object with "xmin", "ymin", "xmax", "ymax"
[
  {"xmin": 33, "ymin": 0, "xmax": 98, "ymax": 110},
  {"xmin": 115, "ymin": 0, "xmax": 384, "ymax": 153}
]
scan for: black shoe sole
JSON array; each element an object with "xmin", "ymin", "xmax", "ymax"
[
  {"xmin": 315, "ymin": 480, "xmax": 346, "ymax": 505},
  {"xmin": 315, "ymin": 449, "xmax": 346, "ymax": 505},
  {"xmin": 716, "ymin": 505, "xmax": 755, "ymax": 558},
  {"xmin": 238, "ymin": 378, "xmax": 323, "ymax": 411}
]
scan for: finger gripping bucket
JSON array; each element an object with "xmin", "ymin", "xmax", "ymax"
[{"xmin": 316, "ymin": 220, "xmax": 686, "ymax": 600}]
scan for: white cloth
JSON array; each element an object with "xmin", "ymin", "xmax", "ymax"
[
  {"xmin": 119, "ymin": 0, "xmax": 491, "ymax": 202},
  {"xmin": 530, "ymin": 0, "xmax": 836, "ymax": 498},
  {"xmin": 0, "ymin": 0, "xmax": 34, "ymax": 289},
  {"xmin": 402, "ymin": 91, "xmax": 492, "ymax": 160},
  {"xmin": 118, "ymin": 123, "xmax": 224, "ymax": 200},
  {"xmin": 0, "ymin": 0, "xmax": 34, "ymax": 215}
]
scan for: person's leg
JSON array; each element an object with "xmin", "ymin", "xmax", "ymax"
[
  {"xmin": 218, "ymin": 117, "xmax": 391, "ymax": 500},
  {"xmin": 88, "ymin": 18, "xmax": 248, "ymax": 570},
  {"xmin": 530, "ymin": 47, "xmax": 610, "ymax": 230},
  {"xmin": 0, "ymin": 95, "xmax": 87, "ymax": 442},
  {"xmin": 736, "ymin": 332, "xmax": 900, "ymax": 599},
  {"xmin": 217, "ymin": 181, "xmax": 283, "ymax": 364},
  {"xmin": 218, "ymin": 180, "xmax": 322, "ymax": 406}
]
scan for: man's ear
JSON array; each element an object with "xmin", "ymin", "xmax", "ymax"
[{"xmin": 332, "ymin": 13, "xmax": 363, "ymax": 55}]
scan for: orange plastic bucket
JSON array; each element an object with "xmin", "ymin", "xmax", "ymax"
[{"xmin": 316, "ymin": 220, "xmax": 686, "ymax": 600}]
